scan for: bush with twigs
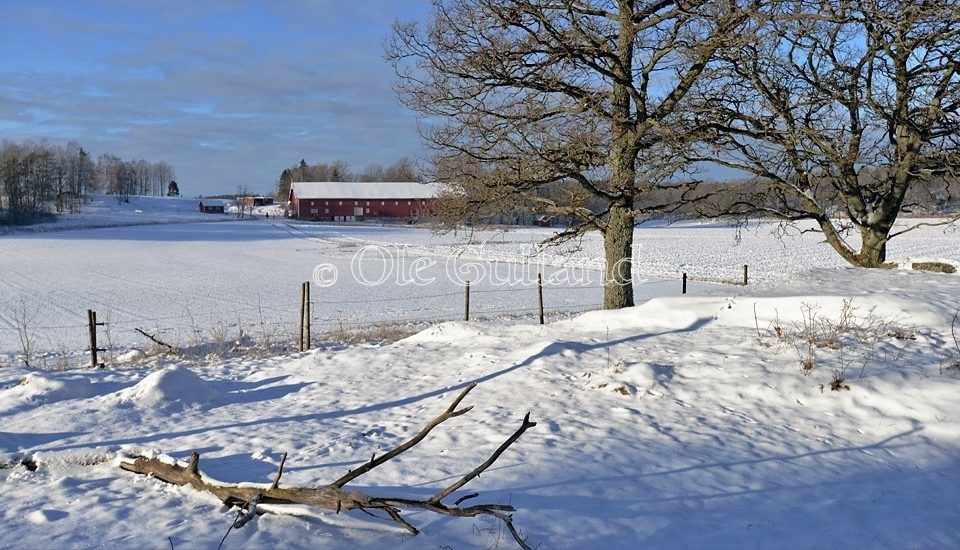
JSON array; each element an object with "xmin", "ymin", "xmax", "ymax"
[{"xmin": 764, "ymin": 300, "xmax": 917, "ymax": 391}]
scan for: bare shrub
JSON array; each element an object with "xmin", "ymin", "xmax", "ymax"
[
  {"xmin": 254, "ymin": 296, "xmax": 278, "ymax": 353},
  {"xmin": 7, "ymin": 299, "xmax": 40, "ymax": 367},
  {"xmin": 183, "ymin": 307, "xmax": 205, "ymax": 349},
  {"xmin": 99, "ymin": 311, "xmax": 116, "ymax": 365},
  {"xmin": 792, "ymin": 303, "xmax": 820, "ymax": 375},
  {"xmin": 44, "ymin": 329, "xmax": 73, "ymax": 371},
  {"xmin": 786, "ymin": 300, "xmax": 913, "ymax": 386},
  {"xmin": 943, "ymin": 306, "xmax": 960, "ymax": 374},
  {"xmin": 208, "ymin": 321, "xmax": 233, "ymax": 355},
  {"xmin": 827, "ymin": 372, "xmax": 851, "ymax": 392},
  {"xmin": 322, "ymin": 323, "xmax": 419, "ymax": 346}
]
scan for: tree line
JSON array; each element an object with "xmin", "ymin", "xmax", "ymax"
[
  {"xmin": 0, "ymin": 138, "xmax": 176, "ymax": 225},
  {"xmin": 276, "ymin": 157, "xmax": 419, "ymax": 199},
  {"xmin": 389, "ymin": 0, "xmax": 960, "ymax": 308}
]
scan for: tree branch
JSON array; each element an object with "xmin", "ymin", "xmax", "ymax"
[
  {"xmin": 331, "ymin": 382, "xmax": 476, "ymax": 488},
  {"xmin": 119, "ymin": 383, "xmax": 536, "ymax": 548}
]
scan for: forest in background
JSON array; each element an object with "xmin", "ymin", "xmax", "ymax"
[{"xmin": 0, "ymin": 139, "xmax": 175, "ymax": 225}]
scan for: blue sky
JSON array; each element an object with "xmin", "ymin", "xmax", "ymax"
[{"xmin": 0, "ymin": 1, "xmax": 433, "ymax": 195}]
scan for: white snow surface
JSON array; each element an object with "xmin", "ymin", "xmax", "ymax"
[
  {"xmin": 0, "ymin": 194, "xmax": 233, "ymax": 234},
  {"xmin": 1, "ymin": 212, "xmax": 957, "ymax": 361},
  {"xmin": 1, "ymin": 205, "xmax": 959, "ymax": 547},
  {"xmin": 1, "ymin": 266, "xmax": 959, "ymax": 548},
  {"xmin": 113, "ymin": 365, "xmax": 226, "ymax": 411}
]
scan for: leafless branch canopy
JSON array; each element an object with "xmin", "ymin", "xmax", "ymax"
[
  {"xmin": 688, "ymin": 0, "xmax": 960, "ymax": 266},
  {"xmin": 389, "ymin": 0, "xmax": 755, "ymax": 308}
]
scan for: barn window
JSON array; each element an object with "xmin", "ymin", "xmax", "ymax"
[
  {"xmin": 381, "ymin": 201, "xmax": 385, "ymax": 206},
  {"xmin": 395, "ymin": 201, "xmax": 399, "ymax": 205},
  {"xmin": 407, "ymin": 201, "xmax": 411, "ymax": 205},
  {"xmin": 338, "ymin": 201, "xmax": 342, "ymax": 205},
  {"xmin": 365, "ymin": 201, "xmax": 369, "ymax": 206},
  {"xmin": 324, "ymin": 208, "xmax": 329, "ymax": 214},
  {"xmin": 365, "ymin": 208, "xmax": 370, "ymax": 213},
  {"xmin": 310, "ymin": 208, "xmax": 318, "ymax": 214},
  {"xmin": 354, "ymin": 201, "xmax": 358, "ymax": 205},
  {"xmin": 325, "ymin": 201, "xmax": 329, "ymax": 205}
]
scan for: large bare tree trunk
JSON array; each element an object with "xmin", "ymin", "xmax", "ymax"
[
  {"xmin": 604, "ymin": 202, "xmax": 635, "ymax": 308},
  {"xmin": 817, "ymin": 218, "xmax": 893, "ymax": 268},
  {"xmin": 857, "ymin": 228, "xmax": 889, "ymax": 267},
  {"xmin": 602, "ymin": 1, "xmax": 638, "ymax": 309}
]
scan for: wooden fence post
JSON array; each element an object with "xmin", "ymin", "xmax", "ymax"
[
  {"xmin": 299, "ymin": 283, "xmax": 306, "ymax": 352},
  {"xmin": 537, "ymin": 273, "xmax": 545, "ymax": 325},
  {"xmin": 682, "ymin": 272, "xmax": 687, "ymax": 295},
  {"xmin": 464, "ymin": 281, "xmax": 470, "ymax": 321},
  {"xmin": 305, "ymin": 281, "xmax": 311, "ymax": 350},
  {"xmin": 87, "ymin": 309, "xmax": 105, "ymax": 368},
  {"xmin": 743, "ymin": 264, "xmax": 749, "ymax": 286},
  {"xmin": 88, "ymin": 309, "xmax": 98, "ymax": 368}
]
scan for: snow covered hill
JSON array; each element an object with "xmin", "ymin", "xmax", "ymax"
[
  {"xmin": 1, "ymin": 267, "xmax": 958, "ymax": 548},
  {"xmin": 0, "ymin": 194, "xmax": 235, "ymax": 234}
]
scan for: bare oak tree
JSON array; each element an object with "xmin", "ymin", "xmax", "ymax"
[
  {"xmin": 389, "ymin": 0, "xmax": 752, "ymax": 308},
  {"xmin": 692, "ymin": 0, "xmax": 960, "ymax": 267}
]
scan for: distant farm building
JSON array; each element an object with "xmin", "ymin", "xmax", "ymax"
[
  {"xmin": 198, "ymin": 202, "xmax": 225, "ymax": 214},
  {"xmin": 288, "ymin": 182, "xmax": 440, "ymax": 221},
  {"xmin": 239, "ymin": 196, "xmax": 275, "ymax": 207}
]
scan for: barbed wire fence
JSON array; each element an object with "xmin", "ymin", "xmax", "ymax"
[{"xmin": 0, "ymin": 267, "xmax": 748, "ymax": 369}]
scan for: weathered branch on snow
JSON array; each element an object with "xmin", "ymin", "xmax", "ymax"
[
  {"xmin": 134, "ymin": 327, "xmax": 178, "ymax": 352},
  {"xmin": 119, "ymin": 383, "xmax": 536, "ymax": 549}
]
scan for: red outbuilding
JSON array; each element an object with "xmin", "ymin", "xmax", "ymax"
[
  {"xmin": 288, "ymin": 182, "xmax": 440, "ymax": 221},
  {"xmin": 198, "ymin": 201, "xmax": 225, "ymax": 214}
]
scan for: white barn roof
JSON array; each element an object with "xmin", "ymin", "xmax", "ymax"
[{"xmin": 291, "ymin": 182, "xmax": 440, "ymax": 200}]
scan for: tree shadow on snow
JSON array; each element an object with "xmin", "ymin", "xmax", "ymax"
[
  {"xmin": 484, "ymin": 427, "xmax": 960, "ymax": 548},
  {"xmin": 35, "ymin": 318, "xmax": 713, "ymax": 454}
]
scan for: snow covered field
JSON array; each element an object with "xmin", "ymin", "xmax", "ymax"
[
  {"xmin": 1, "ymin": 214, "xmax": 957, "ymax": 364},
  {"xmin": 1, "ymin": 211, "xmax": 960, "ymax": 548},
  {"xmin": 0, "ymin": 195, "xmax": 236, "ymax": 234},
  {"xmin": 1, "ymin": 267, "xmax": 959, "ymax": 548}
]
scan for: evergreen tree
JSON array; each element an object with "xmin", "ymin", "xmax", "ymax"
[
  {"xmin": 298, "ymin": 159, "xmax": 308, "ymax": 182},
  {"xmin": 277, "ymin": 168, "xmax": 293, "ymax": 200},
  {"xmin": 167, "ymin": 180, "xmax": 180, "ymax": 197}
]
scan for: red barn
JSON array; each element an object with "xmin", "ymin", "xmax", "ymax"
[{"xmin": 288, "ymin": 182, "xmax": 440, "ymax": 221}]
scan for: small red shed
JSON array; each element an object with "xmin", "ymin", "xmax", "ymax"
[{"xmin": 198, "ymin": 202, "xmax": 225, "ymax": 214}]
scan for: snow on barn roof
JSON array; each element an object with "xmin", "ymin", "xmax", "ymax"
[{"xmin": 291, "ymin": 182, "xmax": 441, "ymax": 200}]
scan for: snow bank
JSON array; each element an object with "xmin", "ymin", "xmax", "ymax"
[
  {"xmin": 401, "ymin": 321, "xmax": 487, "ymax": 343},
  {"xmin": 114, "ymin": 366, "xmax": 224, "ymax": 411},
  {"xmin": 2, "ymin": 373, "xmax": 96, "ymax": 405},
  {"xmin": 717, "ymin": 295, "xmax": 944, "ymax": 329},
  {"xmin": 556, "ymin": 296, "xmax": 720, "ymax": 333}
]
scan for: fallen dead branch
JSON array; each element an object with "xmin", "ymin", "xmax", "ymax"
[
  {"xmin": 119, "ymin": 383, "xmax": 536, "ymax": 548},
  {"xmin": 133, "ymin": 327, "xmax": 179, "ymax": 353}
]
